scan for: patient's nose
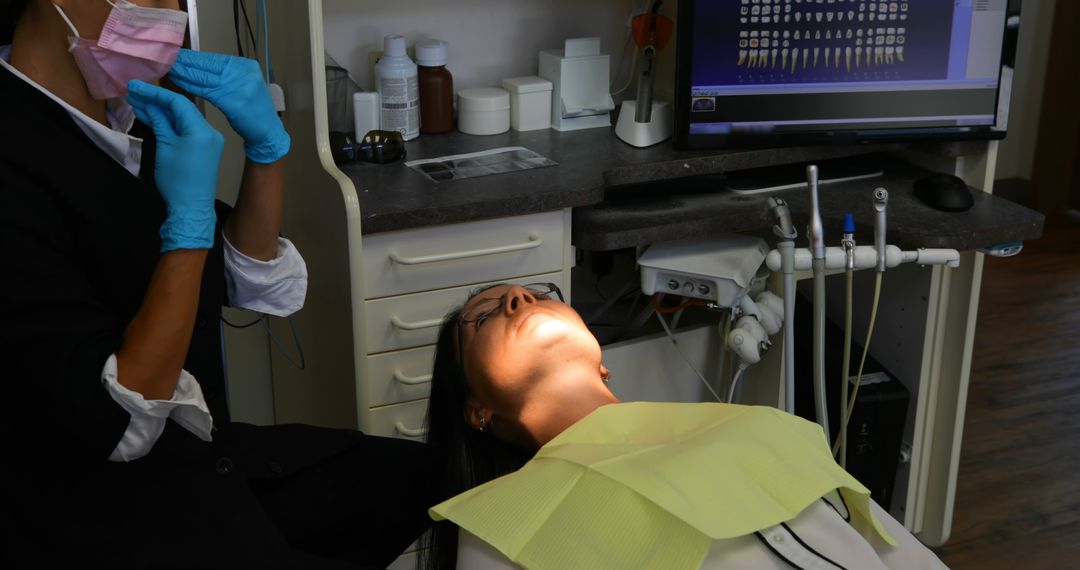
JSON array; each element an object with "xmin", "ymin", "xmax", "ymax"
[{"xmin": 504, "ymin": 286, "xmax": 537, "ymax": 314}]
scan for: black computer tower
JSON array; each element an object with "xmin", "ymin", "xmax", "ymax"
[{"xmin": 792, "ymin": 293, "xmax": 909, "ymax": 508}]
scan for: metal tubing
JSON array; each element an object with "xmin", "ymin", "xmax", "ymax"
[
  {"xmin": 783, "ymin": 265, "xmax": 796, "ymax": 414},
  {"xmin": 807, "ymin": 165, "xmax": 825, "ymax": 260},
  {"xmin": 812, "ymin": 258, "xmax": 830, "ymax": 435},
  {"xmin": 874, "ymin": 188, "xmax": 889, "ymax": 272}
]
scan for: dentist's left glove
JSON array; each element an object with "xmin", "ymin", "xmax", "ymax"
[
  {"xmin": 168, "ymin": 48, "xmax": 291, "ymax": 164},
  {"xmin": 127, "ymin": 80, "xmax": 224, "ymax": 252}
]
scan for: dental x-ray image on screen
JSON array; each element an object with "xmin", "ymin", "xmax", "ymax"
[{"xmin": 674, "ymin": 0, "xmax": 1014, "ymax": 149}]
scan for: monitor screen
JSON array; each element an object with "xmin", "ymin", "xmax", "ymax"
[{"xmin": 674, "ymin": 0, "xmax": 1012, "ymax": 149}]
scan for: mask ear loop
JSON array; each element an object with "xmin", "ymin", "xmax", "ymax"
[{"xmin": 52, "ymin": 4, "xmax": 83, "ymax": 52}]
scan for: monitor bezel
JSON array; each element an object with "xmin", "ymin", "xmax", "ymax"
[{"xmin": 673, "ymin": 0, "xmax": 1014, "ymax": 150}]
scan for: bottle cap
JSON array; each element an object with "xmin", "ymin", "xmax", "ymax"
[
  {"xmin": 415, "ymin": 39, "xmax": 448, "ymax": 67},
  {"xmin": 843, "ymin": 213, "xmax": 856, "ymax": 234},
  {"xmin": 383, "ymin": 34, "xmax": 407, "ymax": 57}
]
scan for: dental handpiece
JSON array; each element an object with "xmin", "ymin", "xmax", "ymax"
[
  {"xmin": 873, "ymin": 188, "xmax": 889, "ymax": 272},
  {"xmin": 768, "ymin": 197, "xmax": 796, "ymax": 239},
  {"xmin": 807, "ymin": 165, "xmax": 825, "ymax": 260}
]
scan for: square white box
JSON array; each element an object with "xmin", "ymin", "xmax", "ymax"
[{"xmin": 501, "ymin": 76, "xmax": 553, "ymax": 132}]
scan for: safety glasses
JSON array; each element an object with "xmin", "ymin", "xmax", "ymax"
[
  {"xmin": 357, "ymin": 129, "xmax": 406, "ymax": 163},
  {"xmin": 328, "ymin": 129, "xmax": 407, "ymax": 164}
]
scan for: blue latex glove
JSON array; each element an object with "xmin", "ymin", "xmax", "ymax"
[
  {"xmin": 126, "ymin": 80, "xmax": 224, "ymax": 252},
  {"xmin": 168, "ymin": 49, "xmax": 290, "ymax": 164}
]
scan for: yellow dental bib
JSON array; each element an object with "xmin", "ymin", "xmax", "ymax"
[{"xmin": 431, "ymin": 402, "xmax": 894, "ymax": 570}]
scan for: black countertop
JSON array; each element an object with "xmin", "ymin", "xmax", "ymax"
[
  {"xmin": 574, "ymin": 156, "xmax": 1044, "ymax": 251},
  {"xmin": 337, "ymin": 127, "xmax": 1041, "ymax": 251}
]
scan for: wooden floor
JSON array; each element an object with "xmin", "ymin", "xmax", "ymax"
[{"xmin": 935, "ymin": 222, "xmax": 1080, "ymax": 568}]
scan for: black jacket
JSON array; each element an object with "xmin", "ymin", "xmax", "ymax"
[{"xmin": 0, "ymin": 63, "xmax": 372, "ymax": 568}]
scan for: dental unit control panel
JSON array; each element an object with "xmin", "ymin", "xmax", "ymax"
[{"xmin": 639, "ymin": 234, "xmax": 770, "ymax": 305}]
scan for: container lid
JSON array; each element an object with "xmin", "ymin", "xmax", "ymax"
[
  {"xmin": 383, "ymin": 34, "xmax": 407, "ymax": 57},
  {"xmin": 501, "ymin": 76, "xmax": 553, "ymax": 94},
  {"xmin": 457, "ymin": 87, "xmax": 510, "ymax": 111},
  {"xmin": 415, "ymin": 39, "xmax": 448, "ymax": 67}
]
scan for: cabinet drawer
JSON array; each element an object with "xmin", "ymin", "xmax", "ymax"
[
  {"xmin": 366, "ymin": 345, "xmax": 435, "ymax": 407},
  {"xmin": 364, "ymin": 271, "xmax": 564, "ymax": 354},
  {"xmin": 367, "ymin": 399, "xmax": 429, "ymax": 441},
  {"xmin": 362, "ymin": 210, "xmax": 566, "ymax": 299}
]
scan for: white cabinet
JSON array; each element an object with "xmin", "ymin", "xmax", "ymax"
[
  {"xmin": 358, "ymin": 212, "xmax": 571, "ymax": 436},
  {"xmin": 360, "ymin": 212, "xmax": 570, "ymax": 431},
  {"xmin": 362, "ymin": 211, "xmax": 566, "ymax": 299},
  {"xmin": 263, "ymin": 1, "xmax": 576, "ymax": 433},
  {"xmin": 366, "ymin": 345, "xmax": 436, "ymax": 408}
]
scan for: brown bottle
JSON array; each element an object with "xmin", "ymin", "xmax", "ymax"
[{"xmin": 416, "ymin": 39, "xmax": 454, "ymax": 134}]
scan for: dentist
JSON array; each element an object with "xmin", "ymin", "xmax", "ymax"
[{"xmin": 0, "ymin": 1, "xmax": 431, "ymax": 568}]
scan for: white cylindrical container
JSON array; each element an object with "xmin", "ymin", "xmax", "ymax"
[
  {"xmin": 501, "ymin": 76, "xmax": 553, "ymax": 131},
  {"xmin": 457, "ymin": 87, "xmax": 510, "ymax": 135},
  {"xmin": 375, "ymin": 34, "xmax": 419, "ymax": 140}
]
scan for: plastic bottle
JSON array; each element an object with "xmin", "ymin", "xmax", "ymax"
[
  {"xmin": 415, "ymin": 39, "xmax": 454, "ymax": 134},
  {"xmin": 375, "ymin": 34, "xmax": 419, "ymax": 141}
]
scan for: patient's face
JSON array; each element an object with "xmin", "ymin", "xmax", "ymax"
[{"xmin": 458, "ymin": 284, "xmax": 614, "ymax": 445}]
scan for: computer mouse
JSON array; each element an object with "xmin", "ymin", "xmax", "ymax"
[{"xmin": 913, "ymin": 173, "xmax": 974, "ymax": 212}]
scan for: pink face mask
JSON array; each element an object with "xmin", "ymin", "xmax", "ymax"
[{"xmin": 54, "ymin": 1, "xmax": 187, "ymax": 100}]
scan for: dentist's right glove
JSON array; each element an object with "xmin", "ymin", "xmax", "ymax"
[
  {"xmin": 168, "ymin": 49, "xmax": 290, "ymax": 164},
  {"xmin": 126, "ymin": 80, "xmax": 224, "ymax": 252}
]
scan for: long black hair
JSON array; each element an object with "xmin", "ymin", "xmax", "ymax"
[{"xmin": 420, "ymin": 297, "xmax": 533, "ymax": 570}]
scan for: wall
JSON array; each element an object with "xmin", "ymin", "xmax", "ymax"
[
  {"xmin": 195, "ymin": 0, "xmax": 276, "ymax": 426},
  {"xmin": 995, "ymin": 0, "xmax": 1057, "ymax": 181}
]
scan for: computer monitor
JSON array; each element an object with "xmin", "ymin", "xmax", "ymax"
[{"xmin": 674, "ymin": 0, "xmax": 1014, "ymax": 150}]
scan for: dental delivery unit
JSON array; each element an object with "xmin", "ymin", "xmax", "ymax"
[{"xmin": 636, "ymin": 164, "xmax": 960, "ymax": 466}]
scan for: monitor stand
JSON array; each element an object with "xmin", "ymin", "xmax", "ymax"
[{"xmin": 724, "ymin": 158, "xmax": 884, "ymax": 195}]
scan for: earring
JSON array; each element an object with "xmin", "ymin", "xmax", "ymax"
[
  {"xmin": 602, "ymin": 372, "xmax": 611, "ymax": 384},
  {"xmin": 478, "ymin": 417, "xmax": 487, "ymax": 431}
]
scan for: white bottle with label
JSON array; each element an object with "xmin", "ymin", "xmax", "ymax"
[{"xmin": 376, "ymin": 34, "xmax": 420, "ymax": 141}]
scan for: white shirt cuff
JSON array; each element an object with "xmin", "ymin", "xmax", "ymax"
[
  {"xmin": 101, "ymin": 354, "xmax": 214, "ymax": 462},
  {"xmin": 223, "ymin": 233, "xmax": 308, "ymax": 317}
]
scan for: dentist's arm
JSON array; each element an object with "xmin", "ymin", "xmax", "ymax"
[
  {"xmin": 169, "ymin": 49, "xmax": 291, "ymax": 261},
  {"xmin": 227, "ymin": 158, "xmax": 285, "ymax": 261},
  {"xmin": 122, "ymin": 80, "xmax": 224, "ymax": 400}
]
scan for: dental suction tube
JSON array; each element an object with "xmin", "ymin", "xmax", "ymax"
[
  {"xmin": 768, "ymin": 197, "xmax": 797, "ymax": 414},
  {"xmin": 807, "ymin": 165, "xmax": 829, "ymax": 436}
]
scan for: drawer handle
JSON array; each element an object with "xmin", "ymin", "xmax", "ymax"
[
  {"xmin": 393, "ymin": 370, "xmax": 432, "ymax": 385},
  {"xmin": 395, "ymin": 421, "xmax": 428, "ymax": 438},
  {"xmin": 390, "ymin": 316, "xmax": 443, "ymax": 331},
  {"xmin": 389, "ymin": 235, "xmax": 543, "ymax": 266}
]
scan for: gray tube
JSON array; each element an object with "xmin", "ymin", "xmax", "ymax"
[
  {"xmin": 776, "ymin": 240, "xmax": 796, "ymax": 414},
  {"xmin": 812, "ymin": 258, "xmax": 830, "ymax": 436},
  {"xmin": 783, "ymin": 268, "xmax": 796, "ymax": 414}
]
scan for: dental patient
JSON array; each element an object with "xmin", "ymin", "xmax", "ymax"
[{"xmin": 423, "ymin": 283, "xmax": 948, "ymax": 570}]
